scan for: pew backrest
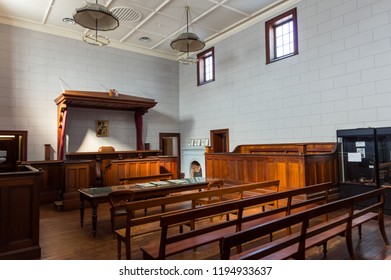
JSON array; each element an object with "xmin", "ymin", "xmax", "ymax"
[
  {"xmin": 148, "ymin": 182, "xmax": 335, "ymax": 259},
  {"xmin": 219, "ymin": 187, "xmax": 386, "ymax": 260}
]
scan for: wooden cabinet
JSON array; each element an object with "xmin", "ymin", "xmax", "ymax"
[{"xmin": 0, "ymin": 165, "xmax": 41, "ymax": 259}]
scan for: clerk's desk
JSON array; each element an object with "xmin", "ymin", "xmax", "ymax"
[{"xmin": 78, "ymin": 178, "xmax": 210, "ymax": 237}]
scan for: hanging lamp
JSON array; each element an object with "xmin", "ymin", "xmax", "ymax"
[
  {"xmin": 73, "ymin": 0, "xmax": 119, "ymax": 31},
  {"xmin": 170, "ymin": 6, "xmax": 205, "ymax": 53}
]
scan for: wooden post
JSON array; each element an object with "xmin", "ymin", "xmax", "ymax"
[{"xmin": 44, "ymin": 144, "xmax": 51, "ymax": 160}]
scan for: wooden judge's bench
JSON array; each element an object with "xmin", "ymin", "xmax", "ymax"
[
  {"xmin": 205, "ymin": 142, "xmax": 338, "ymax": 192},
  {"xmin": 22, "ymin": 150, "xmax": 178, "ymax": 210}
]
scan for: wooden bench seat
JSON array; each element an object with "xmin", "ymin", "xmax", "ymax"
[
  {"xmin": 115, "ymin": 179, "xmax": 280, "ymax": 259},
  {"xmin": 139, "ymin": 182, "xmax": 336, "ymax": 260},
  {"xmin": 220, "ymin": 188, "xmax": 389, "ymax": 260}
]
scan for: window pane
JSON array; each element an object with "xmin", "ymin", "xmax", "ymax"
[
  {"xmin": 276, "ymin": 36, "xmax": 283, "ymax": 47},
  {"xmin": 276, "ymin": 46, "xmax": 283, "ymax": 57},
  {"xmin": 205, "ymin": 56, "xmax": 213, "ymax": 81},
  {"xmin": 283, "ymin": 23, "xmax": 290, "ymax": 34},
  {"xmin": 275, "ymin": 19, "xmax": 294, "ymax": 58},
  {"xmin": 275, "ymin": 25, "xmax": 282, "ymax": 37},
  {"xmin": 283, "ymin": 44, "xmax": 290, "ymax": 55}
]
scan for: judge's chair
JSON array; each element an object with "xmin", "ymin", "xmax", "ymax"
[
  {"xmin": 108, "ymin": 190, "xmax": 135, "ymax": 236},
  {"xmin": 98, "ymin": 146, "xmax": 115, "ymax": 152}
]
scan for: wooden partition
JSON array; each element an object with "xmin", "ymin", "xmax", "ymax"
[
  {"xmin": 0, "ymin": 165, "xmax": 42, "ymax": 259},
  {"xmin": 205, "ymin": 143, "xmax": 338, "ymax": 191},
  {"xmin": 159, "ymin": 156, "xmax": 178, "ymax": 178},
  {"xmin": 20, "ymin": 160, "xmax": 63, "ymax": 203},
  {"xmin": 104, "ymin": 158, "xmax": 160, "ymax": 186}
]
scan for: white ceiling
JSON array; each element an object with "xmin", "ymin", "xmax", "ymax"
[{"xmin": 0, "ymin": 0, "xmax": 297, "ymax": 60}]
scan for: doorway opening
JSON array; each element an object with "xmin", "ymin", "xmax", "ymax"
[
  {"xmin": 210, "ymin": 128, "xmax": 229, "ymax": 153},
  {"xmin": 159, "ymin": 133, "xmax": 181, "ymax": 177}
]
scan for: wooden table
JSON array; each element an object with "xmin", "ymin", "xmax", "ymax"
[{"xmin": 78, "ymin": 178, "xmax": 210, "ymax": 237}]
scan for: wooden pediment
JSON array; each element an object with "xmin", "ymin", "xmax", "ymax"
[{"xmin": 54, "ymin": 90, "xmax": 157, "ymax": 112}]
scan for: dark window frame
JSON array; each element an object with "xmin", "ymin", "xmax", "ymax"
[
  {"xmin": 197, "ymin": 47, "xmax": 215, "ymax": 86},
  {"xmin": 265, "ymin": 8, "xmax": 298, "ymax": 64}
]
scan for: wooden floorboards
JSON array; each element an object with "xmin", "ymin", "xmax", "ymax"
[{"xmin": 38, "ymin": 202, "xmax": 391, "ymax": 260}]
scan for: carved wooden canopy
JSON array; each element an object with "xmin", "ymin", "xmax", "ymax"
[
  {"xmin": 54, "ymin": 90, "xmax": 157, "ymax": 159},
  {"xmin": 54, "ymin": 90, "xmax": 157, "ymax": 112}
]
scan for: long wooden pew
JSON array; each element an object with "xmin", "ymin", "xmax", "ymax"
[
  {"xmin": 220, "ymin": 188, "xmax": 389, "ymax": 260},
  {"xmin": 139, "ymin": 182, "xmax": 335, "ymax": 260},
  {"xmin": 115, "ymin": 179, "xmax": 280, "ymax": 259}
]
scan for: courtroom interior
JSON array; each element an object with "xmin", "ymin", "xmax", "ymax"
[{"xmin": 1, "ymin": 0, "xmax": 391, "ymax": 260}]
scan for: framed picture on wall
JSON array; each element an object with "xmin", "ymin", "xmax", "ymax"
[{"xmin": 96, "ymin": 120, "xmax": 109, "ymax": 137}]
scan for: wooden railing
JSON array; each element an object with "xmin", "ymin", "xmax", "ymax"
[{"xmin": 206, "ymin": 142, "xmax": 338, "ymax": 191}]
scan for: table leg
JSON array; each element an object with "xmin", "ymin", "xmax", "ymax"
[
  {"xmin": 80, "ymin": 198, "xmax": 85, "ymax": 227},
  {"xmin": 92, "ymin": 205, "xmax": 98, "ymax": 238}
]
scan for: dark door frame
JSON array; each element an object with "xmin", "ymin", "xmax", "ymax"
[
  {"xmin": 210, "ymin": 128, "xmax": 229, "ymax": 153},
  {"xmin": 159, "ymin": 133, "xmax": 181, "ymax": 177}
]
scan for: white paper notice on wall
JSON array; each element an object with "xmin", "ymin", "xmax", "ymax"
[
  {"xmin": 355, "ymin": 141, "xmax": 365, "ymax": 147},
  {"xmin": 0, "ymin": 150, "xmax": 6, "ymax": 157},
  {"xmin": 348, "ymin": 152, "xmax": 362, "ymax": 162}
]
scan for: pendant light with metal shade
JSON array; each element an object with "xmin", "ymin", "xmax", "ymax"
[
  {"xmin": 170, "ymin": 6, "xmax": 205, "ymax": 53},
  {"xmin": 73, "ymin": 0, "xmax": 119, "ymax": 31}
]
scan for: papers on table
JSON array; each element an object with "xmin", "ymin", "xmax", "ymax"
[
  {"xmin": 167, "ymin": 179, "xmax": 187, "ymax": 184},
  {"xmin": 135, "ymin": 183, "xmax": 155, "ymax": 188},
  {"xmin": 151, "ymin": 181, "xmax": 169, "ymax": 186},
  {"xmin": 135, "ymin": 179, "xmax": 188, "ymax": 188}
]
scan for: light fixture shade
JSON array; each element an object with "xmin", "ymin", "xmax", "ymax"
[
  {"xmin": 73, "ymin": 2, "xmax": 119, "ymax": 31},
  {"xmin": 170, "ymin": 32, "xmax": 205, "ymax": 52}
]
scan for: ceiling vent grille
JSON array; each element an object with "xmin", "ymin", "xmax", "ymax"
[{"xmin": 111, "ymin": 7, "xmax": 142, "ymax": 22}]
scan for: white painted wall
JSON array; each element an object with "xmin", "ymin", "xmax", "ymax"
[
  {"xmin": 179, "ymin": 0, "xmax": 391, "ymax": 151},
  {"xmin": 0, "ymin": 24, "xmax": 179, "ymax": 160}
]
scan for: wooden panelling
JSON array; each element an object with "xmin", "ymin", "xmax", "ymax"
[
  {"xmin": 62, "ymin": 161, "xmax": 95, "ymax": 211},
  {"xmin": 206, "ymin": 143, "xmax": 338, "ymax": 190},
  {"xmin": 0, "ymin": 165, "xmax": 41, "ymax": 259},
  {"xmin": 159, "ymin": 156, "xmax": 178, "ymax": 178},
  {"xmin": 20, "ymin": 160, "xmax": 63, "ymax": 203},
  {"xmin": 104, "ymin": 158, "xmax": 161, "ymax": 186},
  {"xmin": 64, "ymin": 161, "xmax": 94, "ymax": 192},
  {"xmin": 21, "ymin": 156, "xmax": 179, "ymax": 205}
]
